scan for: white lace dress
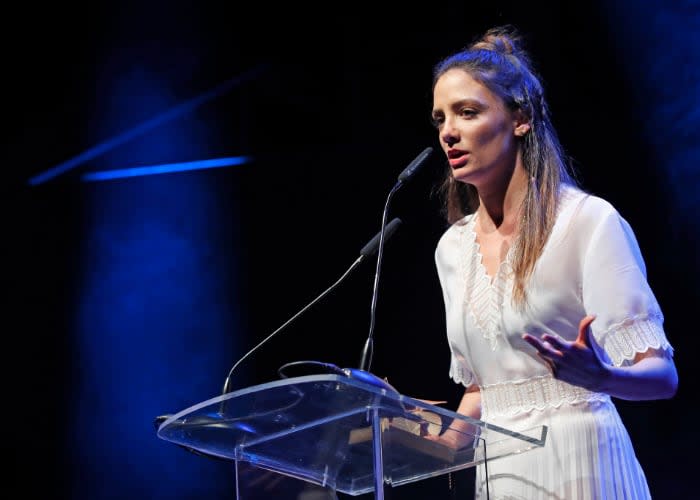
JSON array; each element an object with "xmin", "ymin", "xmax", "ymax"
[{"xmin": 434, "ymin": 186, "xmax": 674, "ymax": 500}]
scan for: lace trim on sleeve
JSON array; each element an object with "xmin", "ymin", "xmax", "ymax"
[
  {"xmin": 449, "ymin": 355, "xmax": 474, "ymax": 387},
  {"xmin": 596, "ymin": 314, "xmax": 674, "ymax": 367}
]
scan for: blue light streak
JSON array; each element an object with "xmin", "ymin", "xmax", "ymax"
[
  {"xmin": 81, "ymin": 155, "xmax": 251, "ymax": 181},
  {"xmin": 27, "ymin": 64, "xmax": 267, "ymax": 186}
]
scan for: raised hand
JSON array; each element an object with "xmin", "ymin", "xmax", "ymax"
[{"xmin": 522, "ymin": 315, "xmax": 610, "ymax": 392}]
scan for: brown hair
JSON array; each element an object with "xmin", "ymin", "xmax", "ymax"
[{"xmin": 432, "ymin": 25, "xmax": 579, "ymax": 305}]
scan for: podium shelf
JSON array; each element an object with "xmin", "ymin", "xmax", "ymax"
[{"xmin": 157, "ymin": 374, "xmax": 547, "ymax": 496}]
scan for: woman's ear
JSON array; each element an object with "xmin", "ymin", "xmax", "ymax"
[
  {"xmin": 513, "ymin": 109, "xmax": 531, "ymax": 137},
  {"xmin": 515, "ymin": 123, "xmax": 531, "ymax": 137}
]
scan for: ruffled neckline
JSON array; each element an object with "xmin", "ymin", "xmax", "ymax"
[{"xmin": 459, "ymin": 214, "xmax": 514, "ymax": 351}]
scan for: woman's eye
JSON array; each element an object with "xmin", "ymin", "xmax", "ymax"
[{"xmin": 460, "ymin": 108, "xmax": 477, "ymax": 118}]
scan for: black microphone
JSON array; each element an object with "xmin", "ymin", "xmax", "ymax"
[
  {"xmin": 219, "ymin": 218, "xmax": 403, "ymax": 399},
  {"xmin": 360, "ymin": 217, "xmax": 402, "ymax": 257},
  {"xmin": 358, "ymin": 147, "xmax": 434, "ymax": 372},
  {"xmin": 397, "ymin": 146, "xmax": 434, "ymax": 184}
]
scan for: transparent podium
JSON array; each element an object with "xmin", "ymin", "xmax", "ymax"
[{"xmin": 156, "ymin": 374, "xmax": 547, "ymax": 499}]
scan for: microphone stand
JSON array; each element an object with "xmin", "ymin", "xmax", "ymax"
[
  {"xmin": 358, "ymin": 146, "xmax": 433, "ymax": 373},
  {"xmin": 219, "ymin": 147, "xmax": 431, "ymax": 409},
  {"xmin": 358, "ymin": 183, "xmax": 400, "ymax": 372},
  {"xmin": 221, "ymin": 256, "xmax": 363, "ymax": 397},
  {"xmin": 219, "ymin": 218, "xmax": 403, "ymax": 402}
]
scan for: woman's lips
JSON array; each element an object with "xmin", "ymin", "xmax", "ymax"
[{"xmin": 449, "ymin": 154, "xmax": 469, "ymax": 168}]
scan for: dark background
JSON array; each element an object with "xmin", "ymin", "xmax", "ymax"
[{"xmin": 6, "ymin": 1, "xmax": 699, "ymax": 498}]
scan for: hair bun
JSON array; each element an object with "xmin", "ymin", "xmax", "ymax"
[{"xmin": 471, "ymin": 25, "xmax": 523, "ymax": 56}]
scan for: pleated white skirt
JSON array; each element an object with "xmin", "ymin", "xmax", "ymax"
[{"xmin": 475, "ymin": 400, "xmax": 651, "ymax": 500}]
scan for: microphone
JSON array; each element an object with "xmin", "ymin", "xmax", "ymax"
[
  {"xmin": 358, "ymin": 147, "xmax": 433, "ymax": 372},
  {"xmin": 360, "ymin": 217, "xmax": 402, "ymax": 257},
  {"xmin": 397, "ymin": 146, "xmax": 434, "ymax": 184},
  {"xmin": 219, "ymin": 218, "xmax": 403, "ymax": 399}
]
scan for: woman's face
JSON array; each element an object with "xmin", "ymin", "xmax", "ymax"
[{"xmin": 432, "ymin": 68, "xmax": 525, "ymax": 188}]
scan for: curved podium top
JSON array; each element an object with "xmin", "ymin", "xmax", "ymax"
[{"xmin": 157, "ymin": 374, "xmax": 546, "ymax": 496}]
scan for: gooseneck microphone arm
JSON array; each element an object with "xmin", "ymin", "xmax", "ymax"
[
  {"xmin": 359, "ymin": 184, "xmax": 400, "ymax": 372},
  {"xmin": 220, "ymin": 218, "xmax": 403, "ymax": 398},
  {"xmin": 221, "ymin": 261, "xmax": 358, "ymax": 397},
  {"xmin": 358, "ymin": 146, "xmax": 434, "ymax": 372}
]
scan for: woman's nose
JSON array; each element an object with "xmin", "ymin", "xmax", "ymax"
[
  {"xmin": 441, "ymin": 120, "xmax": 459, "ymax": 147},
  {"xmin": 443, "ymin": 134, "xmax": 459, "ymax": 147}
]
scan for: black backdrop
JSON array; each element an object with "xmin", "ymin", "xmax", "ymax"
[{"xmin": 5, "ymin": 1, "xmax": 698, "ymax": 498}]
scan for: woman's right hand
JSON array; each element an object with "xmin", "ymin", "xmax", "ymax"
[{"xmin": 423, "ymin": 426, "xmax": 475, "ymax": 450}]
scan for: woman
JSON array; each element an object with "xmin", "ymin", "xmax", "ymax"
[{"xmin": 429, "ymin": 25, "xmax": 677, "ymax": 499}]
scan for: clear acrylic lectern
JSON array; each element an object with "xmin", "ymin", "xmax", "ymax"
[{"xmin": 157, "ymin": 374, "xmax": 547, "ymax": 499}]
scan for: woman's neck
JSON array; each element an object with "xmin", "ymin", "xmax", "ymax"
[{"xmin": 476, "ymin": 166, "xmax": 529, "ymax": 233}]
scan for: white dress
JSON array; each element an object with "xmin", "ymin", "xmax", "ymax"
[{"xmin": 434, "ymin": 186, "xmax": 674, "ymax": 500}]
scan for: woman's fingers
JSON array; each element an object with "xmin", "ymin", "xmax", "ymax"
[
  {"xmin": 523, "ymin": 333, "xmax": 562, "ymax": 357},
  {"xmin": 575, "ymin": 314, "xmax": 596, "ymax": 346}
]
